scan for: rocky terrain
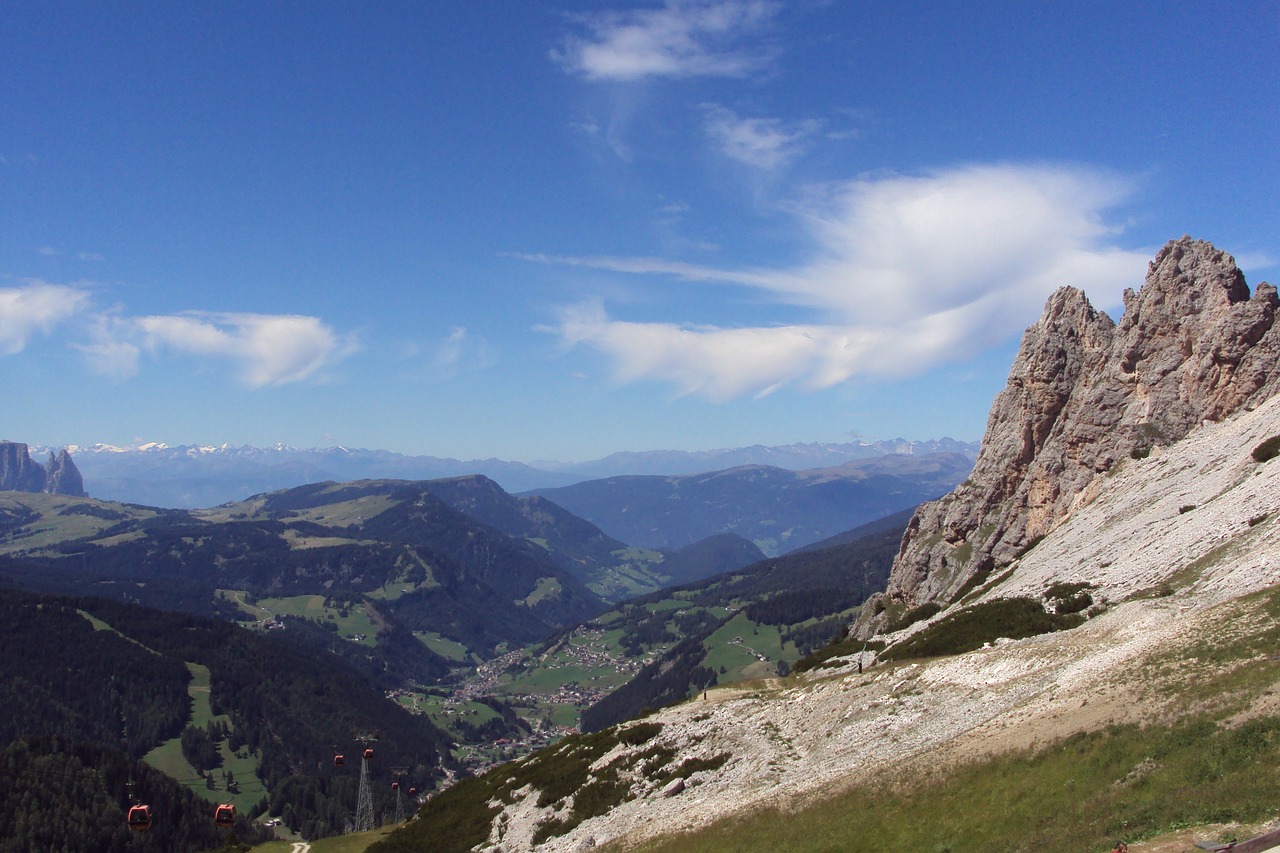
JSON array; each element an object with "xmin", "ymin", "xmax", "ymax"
[
  {"xmin": 404, "ymin": 237, "xmax": 1280, "ymax": 851},
  {"xmin": 0, "ymin": 441, "xmax": 86, "ymax": 497},
  {"xmin": 868, "ymin": 236, "xmax": 1278, "ymax": 623},
  {"xmin": 479, "ymin": 383, "xmax": 1280, "ymax": 852}
]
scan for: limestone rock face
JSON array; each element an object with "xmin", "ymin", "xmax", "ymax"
[
  {"xmin": 0, "ymin": 442, "xmax": 49, "ymax": 493},
  {"xmin": 45, "ymin": 448, "xmax": 88, "ymax": 497},
  {"xmin": 0, "ymin": 441, "xmax": 88, "ymax": 497},
  {"xmin": 861, "ymin": 237, "xmax": 1279, "ymax": 631}
]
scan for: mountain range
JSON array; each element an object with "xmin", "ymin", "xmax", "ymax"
[
  {"xmin": 379, "ymin": 236, "xmax": 1280, "ymax": 852},
  {"xmin": 6, "ymin": 235, "xmax": 1277, "ymax": 852},
  {"xmin": 40, "ymin": 437, "xmax": 978, "ymax": 509}
]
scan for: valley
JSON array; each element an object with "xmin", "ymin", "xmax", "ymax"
[{"xmin": 3, "ymin": 238, "xmax": 1278, "ymax": 852}]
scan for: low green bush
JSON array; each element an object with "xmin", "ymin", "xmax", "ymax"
[
  {"xmin": 881, "ymin": 597, "xmax": 1084, "ymax": 662},
  {"xmin": 887, "ymin": 601, "xmax": 943, "ymax": 632},
  {"xmin": 1252, "ymin": 434, "xmax": 1280, "ymax": 462}
]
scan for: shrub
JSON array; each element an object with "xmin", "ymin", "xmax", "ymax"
[
  {"xmin": 887, "ymin": 601, "xmax": 943, "ymax": 632},
  {"xmin": 1044, "ymin": 581, "xmax": 1095, "ymax": 615},
  {"xmin": 1253, "ymin": 434, "xmax": 1280, "ymax": 462},
  {"xmin": 881, "ymin": 597, "xmax": 1084, "ymax": 662}
]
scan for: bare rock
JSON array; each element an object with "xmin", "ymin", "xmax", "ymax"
[
  {"xmin": 861, "ymin": 237, "xmax": 1280, "ymax": 631},
  {"xmin": 0, "ymin": 442, "xmax": 88, "ymax": 497}
]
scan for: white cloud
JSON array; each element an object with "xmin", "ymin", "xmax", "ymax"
[
  {"xmin": 429, "ymin": 326, "xmax": 496, "ymax": 379},
  {"xmin": 702, "ymin": 105, "xmax": 822, "ymax": 169},
  {"xmin": 544, "ymin": 163, "xmax": 1150, "ymax": 399},
  {"xmin": 128, "ymin": 312, "xmax": 357, "ymax": 387},
  {"xmin": 554, "ymin": 0, "xmax": 780, "ymax": 81},
  {"xmin": 0, "ymin": 281, "xmax": 91, "ymax": 355},
  {"xmin": 77, "ymin": 337, "xmax": 142, "ymax": 381}
]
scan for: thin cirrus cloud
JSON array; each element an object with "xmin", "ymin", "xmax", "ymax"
[
  {"xmin": 702, "ymin": 105, "xmax": 822, "ymax": 169},
  {"xmin": 553, "ymin": 0, "xmax": 781, "ymax": 81},
  {"xmin": 541, "ymin": 163, "xmax": 1151, "ymax": 401},
  {"xmin": 0, "ymin": 280, "xmax": 91, "ymax": 355}
]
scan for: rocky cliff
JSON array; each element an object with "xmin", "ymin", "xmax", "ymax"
[
  {"xmin": 859, "ymin": 236, "xmax": 1278, "ymax": 631},
  {"xmin": 0, "ymin": 442, "xmax": 88, "ymax": 497}
]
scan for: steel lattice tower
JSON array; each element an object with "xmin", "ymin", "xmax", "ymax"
[
  {"xmin": 394, "ymin": 786, "xmax": 405, "ymax": 824},
  {"xmin": 354, "ymin": 754, "xmax": 376, "ymax": 832}
]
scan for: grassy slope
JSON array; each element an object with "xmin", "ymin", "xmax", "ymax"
[
  {"xmin": 628, "ymin": 584, "xmax": 1280, "ymax": 853},
  {"xmin": 142, "ymin": 662, "xmax": 269, "ymax": 814}
]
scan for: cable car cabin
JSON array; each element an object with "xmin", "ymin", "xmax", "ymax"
[
  {"xmin": 363, "ymin": 747, "xmax": 374, "ymax": 761},
  {"xmin": 333, "ymin": 753, "xmax": 345, "ymax": 767},
  {"xmin": 214, "ymin": 803, "xmax": 237, "ymax": 828},
  {"xmin": 391, "ymin": 781, "xmax": 399, "ymax": 791},
  {"xmin": 408, "ymin": 787, "xmax": 417, "ymax": 797},
  {"xmin": 127, "ymin": 804, "xmax": 153, "ymax": 832}
]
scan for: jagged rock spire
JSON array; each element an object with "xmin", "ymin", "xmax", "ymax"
[
  {"xmin": 859, "ymin": 237, "xmax": 1279, "ymax": 633},
  {"xmin": 0, "ymin": 441, "xmax": 88, "ymax": 497}
]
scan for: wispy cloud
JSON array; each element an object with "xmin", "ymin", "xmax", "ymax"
[
  {"xmin": 554, "ymin": 0, "xmax": 781, "ymax": 81},
  {"xmin": 702, "ymin": 105, "xmax": 822, "ymax": 169},
  {"xmin": 133, "ymin": 312, "xmax": 356, "ymax": 387},
  {"xmin": 429, "ymin": 326, "xmax": 497, "ymax": 379},
  {"xmin": 79, "ymin": 311, "xmax": 357, "ymax": 387},
  {"xmin": 0, "ymin": 281, "xmax": 91, "ymax": 355},
  {"xmin": 542, "ymin": 163, "xmax": 1150, "ymax": 400}
]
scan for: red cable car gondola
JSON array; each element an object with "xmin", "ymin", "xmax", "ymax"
[
  {"xmin": 391, "ymin": 781, "xmax": 399, "ymax": 791},
  {"xmin": 334, "ymin": 753, "xmax": 345, "ymax": 767},
  {"xmin": 214, "ymin": 803, "xmax": 237, "ymax": 829},
  {"xmin": 408, "ymin": 787, "xmax": 417, "ymax": 797},
  {"xmin": 363, "ymin": 747, "xmax": 374, "ymax": 761},
  {"xmin": 127, "ymin": 804, "xmax": 153, "ymax": 832}
]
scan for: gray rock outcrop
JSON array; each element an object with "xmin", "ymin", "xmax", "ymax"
[
  {"xmin": 859, "ymin": 237, "xmax": 1279, "ymax": 632},
  {"xmin": 0, "ymin": 441, "xmax": 88, "ymax": 497}
]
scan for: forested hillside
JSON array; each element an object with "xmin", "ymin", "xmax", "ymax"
[
  {"xmin": 0, "ymin": 586, "xmax": 452, "ymax": 844},
  {"xmin": 578, "ymin": 512, "xmax": 908, "ymax": 731}
]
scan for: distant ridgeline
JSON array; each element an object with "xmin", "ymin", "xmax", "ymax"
[{"xmin": 0, "ymin": 441, "xmax": 86, "ymax": 497}]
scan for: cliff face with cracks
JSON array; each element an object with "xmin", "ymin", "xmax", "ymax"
[{"xmin": 859, "ymin": 237, "xmax": 1279, "ymax": 632}]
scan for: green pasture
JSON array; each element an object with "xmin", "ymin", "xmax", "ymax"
[
  {"xmin": 523, "ymin": 576, "xmax": 563, "ymax": 606},
  {"xmin": 413, "ymin": 631, "xmax": 472, "ymax": 662},
  {"xmin": 701, "ymin": 613, "xmax": 795, "ymax": 683},
  {"xmin": 143, "ymin": 663, "xmax": 268, "ymax": 814},
  {"xmin": 225, "ymin": 593, "xmax": 381, "ymax": 647},
  {"xmin": 0, "ymin": 493, "xmax": 159, "ymax": 554}
]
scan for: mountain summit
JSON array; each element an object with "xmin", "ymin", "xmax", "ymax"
[
  {"xmin": 862, "ymin": 236, "xmax": 1278, "ymax": 627},
  {"xmin": 0, "ymin": 441, "xmax": 86, "ymax": 497}
]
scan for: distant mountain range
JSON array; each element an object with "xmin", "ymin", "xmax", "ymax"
[
  {"xmin": 527, "ymin": 452, "xmax": 974, "ymax": 555},
  {"xmin": 38, "ymin": 438, "xmax": 980, "ymax": 509}
]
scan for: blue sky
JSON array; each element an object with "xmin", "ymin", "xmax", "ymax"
[{"xmin": 3, "ymin": 1, "xmax": 1276, "ymax": 463}]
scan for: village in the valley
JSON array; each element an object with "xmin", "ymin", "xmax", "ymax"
[{"xmin": 389, "ymin": 624, "xmax": 660, "ymax": 775}]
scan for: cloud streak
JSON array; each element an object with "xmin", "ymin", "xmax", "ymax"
[
  {"xmin": 132, "ymin": 312, "xmax": 356, "ymax": 387},
  {"xmin": 702, "ymin": 105, "xmax": 822, "ymax": 169},
  {"xmin": 2, "ymin": 277, "xmax": 357, "ymax": 388},
  {"xmin": 0, "ymin": 281, "xmax": 91, "ymax": 355},
  {"xmin": 544, "ymin": 163, "xmax": 1150, "ymax": 399},
  {"xmin": 72, "ymin": 310, "xmax": 356, "ymax": 387},
  {"xmin": 554, "ymin": 0, "xmax": 780, "ymax": 81}
]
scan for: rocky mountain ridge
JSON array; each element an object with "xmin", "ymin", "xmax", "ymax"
[
  {"xmin": 863, "ymin": 236, "xmax": 1279, "ymax": 626},
  {"xmin": 0, "ymin": 441, "xmax": 86, "ymax": 497},
  {"xmin": 394, "ymin": 237, "xmax": 1280, "ymax": 851}
]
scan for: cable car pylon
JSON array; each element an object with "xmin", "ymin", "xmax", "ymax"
[{"xmin": 352, "ymin": 732, "xmax": 378, "ymax": 832}]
